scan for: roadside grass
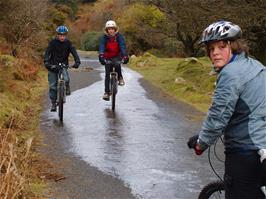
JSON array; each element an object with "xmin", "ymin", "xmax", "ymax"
[
  {"xmin": 129, "ymin": 53, "xmax": 216, "ymax": 112},
  {"xmin": 0, "ymin": 54, "xmax": 48, "ymax": 198}
]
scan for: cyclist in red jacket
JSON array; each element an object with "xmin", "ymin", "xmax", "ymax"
[{"xmin": 98, "ymin": 20, "xmax": 129, "ymax": 101}]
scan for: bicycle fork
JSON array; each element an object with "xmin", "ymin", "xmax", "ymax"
[
  {"xmin": 57, "ymin": 78, "xmax": 66, "ymax": 104},
  {"xmin": 110, "ymin": 72, "xmax": 118, "ymax": 95}
]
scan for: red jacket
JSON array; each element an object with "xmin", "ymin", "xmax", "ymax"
[
  {"xmin": 104, "ymin": 35, "xmax": 120, "ymax": 58},
  {"xmin": 99, "ymin": 33, "xmax": 128, "ymax": 59}
]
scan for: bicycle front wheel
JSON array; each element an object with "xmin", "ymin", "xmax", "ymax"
[
  {"xmin": 111, "ymin": 76, "xmax": 117, "ymax": 111},
  {"xmin": 58, "ymin": 82, "xmax": 65, "ymax": 122},
  {"xmin": 198, "ymin": 181, "xmax": 225, "ymax": 199}
]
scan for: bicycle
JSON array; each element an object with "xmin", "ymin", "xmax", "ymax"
[
  {"xmin": 198, "ymin": 137, "xmax": 225, "ymax": 199},
  {"xmin": 105, "ymin": 60, "xmax": 121, "ymax": 111},
  {"xmin": 51, "ymin": 63, "xmax": 69, "ymax": 122},
  {"xmin": 196, "ymin": 137, "xmax": 266, "ymax": 199}
]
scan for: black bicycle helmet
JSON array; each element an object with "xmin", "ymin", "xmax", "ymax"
[
  {"xmin": 56, "ymin": 25, "xmax": 69, "ymax": 35},
  {"xmin": 200, "ymin": 21, "xmax": 242, "ymax": 44}
]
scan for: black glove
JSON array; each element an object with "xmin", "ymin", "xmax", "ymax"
[
  {"xmin": 187, "ymin": 134, "xmax": 208, "ymax": 155},
  {"xmin": 44, "ymin": 62, "xmax": 59, "ymax": 72},
  {"xmin": 99, "ymin": 54, "xmax": 105, "ymax": 65},
  {"xmin": 44, "ymin": 62, "xmax": 50, "ymax": 70},
  {"xmin": 187, "ymin": 134, "xmax": 199, "ymax": 149},
  {"xmin": 122, "ymin": 56, "xmax": 129, "ymax": 64},
  {"xmin": 72, "ymin": 63, "xmax": 80, "ymax": 68},
  {"xmin": 50, "ymin": 65, "xmax": 59, "ymax": 73}
]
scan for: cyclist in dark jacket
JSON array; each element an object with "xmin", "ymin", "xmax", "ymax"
[
  {"xmin": 44, "ymin": 25, "xmax": 80, "ymax": 111},
  {"xmin": 187, "ymin": 21, "xmax": 266, "ymax": 199},
  {"xmin": 98, "ymin": 20, "xmax": 129, "ymax": 101}
]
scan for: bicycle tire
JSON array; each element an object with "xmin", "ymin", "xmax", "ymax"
[
  {"xmin": 198, "ymin": 181, "xmax": 225, "ymax": 199},
  {"xmin": 111, "ymin": 76, "xmax": 117, "ymax": 110},
  {"xmin": 58, "ymin": 82, "xmax": 64, "ymax": 122}
]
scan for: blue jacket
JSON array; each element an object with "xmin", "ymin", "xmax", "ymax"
[
  {"xmin": 199, "ymin": 52, "xmax": 266, "ymax": 153},
  {"xmin": 99, "ymin": 33, "xmax": 128, "ymax": 58}
]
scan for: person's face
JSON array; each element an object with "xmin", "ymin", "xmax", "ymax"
[
  {"xmin": 57, "ymin": 34, "xmax": 66, "ymax": 42},
  {"xmin": 107, "ymin": 27, "xmax": 116, "ymax": 36},
  {"xmin": 208, "ymin": 40, "xmax": 233, "ymax": 68}
]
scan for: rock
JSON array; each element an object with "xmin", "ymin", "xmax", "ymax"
[
  {"xmin": 175, "ymin": 77, "xmax": 186, "ymax": 84},
  {"xmin": 184, "ymin": 57, "xmax": 199, "ymax": 63},
  {"xmin": 209, "ymin": 70, "xmax": 217, "ymax": 76}
]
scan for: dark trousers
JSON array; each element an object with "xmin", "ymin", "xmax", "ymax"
[
  {"xmin": 48, "ymin": 69, "xmax": 69, "ymax": 102},
  {"xmin": 104, "ymin": 58, "xmax": 122, "ymax": 93},
  {"xmin": 224, "ymin": 152, "xmax": 266, "ymax": 199}
]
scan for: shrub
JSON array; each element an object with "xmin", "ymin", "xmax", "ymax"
[
  {"xmin": 80, "ymin": 31, "xmax": 102, "ymax": 51},
  {"xmin": 51, "ymin": 8, "xmax": 67, "ymax": 26}
]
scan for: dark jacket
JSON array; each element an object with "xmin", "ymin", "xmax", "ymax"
[
  {"xmin": 199, "ymin": 52, "xmax": 266, "ymax": 153},
  {"xmin": 44, "ymin": 38, "xmax": 80, "ymax": 66},
  {"xmin": 99, "ymin": 33, "xmax": 128, "ymax": 59}
]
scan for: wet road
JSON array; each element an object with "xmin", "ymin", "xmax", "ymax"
[{"xmin": 41, "ymin": 56, "xmax": 223, "ymax": 199}]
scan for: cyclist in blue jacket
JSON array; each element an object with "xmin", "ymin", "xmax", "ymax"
[
  {"xmin": 187, "ymin": 21, "xmax": 266, "ymax": 199},
  {"xmin": 98, "ymin": 20, "xmax": 129, "ymax": 101},
  {"xmin": 44, "ymin": 25, "xmax": 80, "ymax": 111}
]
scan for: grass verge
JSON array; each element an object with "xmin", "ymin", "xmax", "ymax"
[
  {"xmin": 0, "ymin": 53, "xmax": 48, "ymax": 198},
  {"xmin": 129, "ymin": 53, "xmax": 216, "ymax": 112}
]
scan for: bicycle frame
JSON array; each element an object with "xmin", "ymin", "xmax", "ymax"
[
  {"xmin": 57, "ymin": 66, "xmax": 66, "ymax": 101},
  {"xmin": 105, "ymin": 60, "xmax": 121, "ymax": 110},
  {"xmin": 199, "ymin": 137, "xmax": 266, "ymax": 199},
  {"xmin": 56, "ymin": 63, "xmax": 68, "ymax": 122},
  {"xmin": 110, "ymin": 66, "xmax": 118, "ymax": 94}
]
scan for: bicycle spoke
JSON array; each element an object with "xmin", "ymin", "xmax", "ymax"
[{"xmin": 209, "ymin": 190, "xmax": 225, "ymax": 199}]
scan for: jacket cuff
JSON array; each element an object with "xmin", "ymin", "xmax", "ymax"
[{"xmin": 197, "ymin": 139, "xmax": 209, "ymax": 150}]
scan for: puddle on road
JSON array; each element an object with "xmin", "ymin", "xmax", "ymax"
[{"xmin": 46, "ymin": 67, "xmax": 223, "ymax": 199}]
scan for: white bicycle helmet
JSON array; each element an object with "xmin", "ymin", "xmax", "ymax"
[
  {"xmin": 105, "ymin": 20, "xmax": 118, "ymax": 30},
  {"xmin": 200, "ymin": 21, "xmax": 242, "ymax": 44}
]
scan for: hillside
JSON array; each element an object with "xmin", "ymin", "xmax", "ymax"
[{"xmin": 129, "ymin": 53, "xmax": 216, "ymax": 112}]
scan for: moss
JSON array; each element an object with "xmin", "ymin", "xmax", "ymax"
[
  {"xmin": 0, "ymin": 54, "xmax": 15, "ymax": 67},
  {"xmin": 29, "ymin": 182, "xmax": 47, "ymax": 196}
]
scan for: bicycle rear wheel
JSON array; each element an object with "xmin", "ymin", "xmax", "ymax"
[
  {"xmin": 198, "ymin": 181, "xmax": 225, "ymax": 199},
  {"xmin": 111, "ymin": 76, "xmax": 117, "ymax": 111},
  {"xmin": 58, "ymin": 82, "xmax": 64, "ymax": 122}
]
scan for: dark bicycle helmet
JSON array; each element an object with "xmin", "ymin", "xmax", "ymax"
[
  {"xmin": 200, "ymin": 21, "xmax": 242, "ymax": 44},
  {"xmin": 56, "ymin": 25, "xmax": 69, "ymax": 35}
]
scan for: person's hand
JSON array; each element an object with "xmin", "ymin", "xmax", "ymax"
[
  {"xmin": 122, "ymin": 56, "xmax": 129, "ymax": 64},
  {"xmin": 99, "ymin": 54, "xmax": 105, "ymax": 65},
  {"xmin": 187, "ymin": 134, "xmax": 198, "ymax": 148},
  {"xmin": 44, "ymin": 62, "xmax": 50, "ymax": 70},
  {"xmin": 194, "ymin": 143, "xmax": 204, "ymax": 155},
  {"xmin": 72, "ymin": 63, "xmax": 80, "ymax": 68},
  {"xmin": 187, "ymin": 134, "xmax": 205, "ymax": 155},
  {"xmin": 50, "ymin": 65, "xmax": 59, "ymax": 73}
]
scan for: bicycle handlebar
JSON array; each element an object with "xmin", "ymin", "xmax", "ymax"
[
  {"xmin": 51, "ymin": 63, "xmax": 69, "ymax": 69},
  {"xmin": 105, "ymin": 60, "xmax": 122, "ymax": 65}
]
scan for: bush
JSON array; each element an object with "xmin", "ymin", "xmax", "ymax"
[
  {"xmin": 80, "ymin": 31, "xmax": 103, "ymax": 51},
  {"xmin": 51, "ymin": 8, "xmax": 67, "ymax": 26},
  {"xmin": 118, "ymin": 3, "xmax": 167, "ymax": 55}
]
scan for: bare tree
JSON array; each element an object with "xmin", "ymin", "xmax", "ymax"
[
  {"xmin": 140, "ymin": 0, "xmax": 218, "ymax": 56},
  {"xmin": 138, "ymin": 0, "xmax": 266, "ymax": 62},
  {"xmin": 1, "ymin": 0, "xmax": 49, "ymax": 56}
]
